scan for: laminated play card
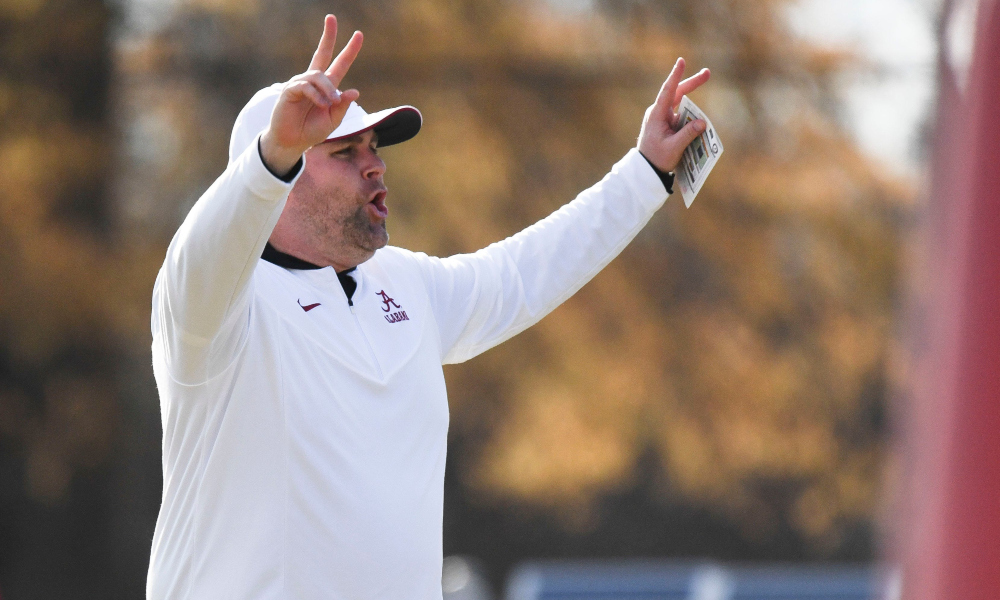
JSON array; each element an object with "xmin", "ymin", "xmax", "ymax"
[{"xmin": 675, "ymin": 96, "xmax": 723, "ymax": 207}]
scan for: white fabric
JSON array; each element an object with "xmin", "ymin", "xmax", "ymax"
[{"xmin": 148, "ymin": 138, "xmax": 669, "ymax": 600}]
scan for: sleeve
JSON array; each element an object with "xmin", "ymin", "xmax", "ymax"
[
  {"xmin": 151, "ymin": 136, "xmax": 301, "ymax": 385},
  {"xmin": 415, "ymin": 148, "xmax": 670, "ymax": 365}
]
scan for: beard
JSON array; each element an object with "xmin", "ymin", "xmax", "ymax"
[{"xmin": 341, "ymin": 201, "xmax": 389, "ymax": 253}]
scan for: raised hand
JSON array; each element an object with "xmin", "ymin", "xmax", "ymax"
[
  {"xmin": 637, "ymin": 58, "xmax": 711, "ymax": 173},
  {"xmin": 260, "ymin": 15, "xmax": 363, "ymax": 176}
]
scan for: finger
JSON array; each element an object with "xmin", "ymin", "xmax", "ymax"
[
  {"xmin": 676, "ymin": 68, "xmax": 711, "ymax": 105},
  {"xmin": 298, "ymin": 70, "xmax": 339, "ymax": 104},
  {"xmin": 325, "ymin": 30, "xmax": 363, "ymax": 87},
  {"xmin": 651, "ymin": 57, "xmax": 685, "ymax": 121},
  {"xmin": 308, "ymin": 14, "xmax": 338, "ymax": 72},
  {"xmin": 287, "ymin": 80, "xmax": 331, "ymax": 107},
  {"xmin": 668, "ymin": 110, "xmax": 680, "ymax": 132}
]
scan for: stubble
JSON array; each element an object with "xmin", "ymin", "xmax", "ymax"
[{"xmin": 296, "ymin": 171, "xmax": 388, "ymax": 262}]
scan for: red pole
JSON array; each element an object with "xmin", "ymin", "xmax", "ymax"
[{"xmin": 898, "ymin": 0, "xmax": 1000, "ymax": 598}]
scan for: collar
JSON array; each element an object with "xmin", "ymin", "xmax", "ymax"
[{"xmin": 261, "ymin": 243, "xmax": 356, "ymax": 277}]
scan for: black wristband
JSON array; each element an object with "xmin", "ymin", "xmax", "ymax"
[
  {"xmin": 258, "ymin": 137, "xmax": 304, "ymax": 183},
  {"xmin": 639, "ymin": 151, "xmax": 675, "ymax": 195}
]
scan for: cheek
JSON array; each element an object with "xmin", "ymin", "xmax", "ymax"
[
  {"xmin": 287, "ymin": 175, "xmax": 320, "ymax": 220},
  {"xmin": 290, "ymin": 174, "xmax": 359, "ymax": 227}
]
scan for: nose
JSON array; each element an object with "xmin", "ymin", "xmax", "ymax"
[{"xmin": 362, "ymin": 148, "xmax": 385, "ymax": 180}]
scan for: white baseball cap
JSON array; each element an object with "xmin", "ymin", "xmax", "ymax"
[{"xmin": 228, "ymin": 82, "xmax": 422, "ymax": 164}]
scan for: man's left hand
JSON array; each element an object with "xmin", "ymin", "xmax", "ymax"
[{"xmin": 637, "ymin": 58, "xmax": 711, "ymax": 173}]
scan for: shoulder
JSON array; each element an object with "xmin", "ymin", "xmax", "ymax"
[
  {"xmin": 367, "ymin": 246, "xmax": 452, "ymax": 293},
  {"xmin": 253, "ymin": 258, "xmax": 291, "ymax": 289},
  {"xmin": 371, "ymin": 245, "xmax": 438, "ymax": 271}
]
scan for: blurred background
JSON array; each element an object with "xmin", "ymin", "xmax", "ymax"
[{"xmin": 0, "ymin": 0, "xmax": 972, "ymax": 597}]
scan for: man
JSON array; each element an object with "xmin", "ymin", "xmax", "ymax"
[{"xmin": 148, "ymin": 14, "xmax": 710, "ymax": 600}]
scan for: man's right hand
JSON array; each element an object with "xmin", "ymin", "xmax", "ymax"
[{"xmin": 260, "ymin": 15, "xmax": 363, "ymax": 177}]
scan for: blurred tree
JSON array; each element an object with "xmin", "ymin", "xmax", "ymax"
[
  {"xmin": 0, "ymin": 0, "xmax": 913, "ymax": 595},
  {"xmin": 0, "ymin": 0, "xmax": 163, "ymax": 596}
]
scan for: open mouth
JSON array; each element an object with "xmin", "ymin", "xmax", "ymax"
[{"xmin": 367, "ymin": 189, "xmax": 388, "ymax": 219}]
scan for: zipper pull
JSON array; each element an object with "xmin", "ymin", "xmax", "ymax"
[{"xmin": 349, "ymin": 302, "xmax": 356, "ymax": 314}]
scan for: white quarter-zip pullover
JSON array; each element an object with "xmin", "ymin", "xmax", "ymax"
[{"xmin": 148, "ymin": 137, "xmax": 669, "ymax": 600}]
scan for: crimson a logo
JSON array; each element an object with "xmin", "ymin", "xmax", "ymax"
[
  {"xmin": 377, "ymin": 290, "xmax": 408, "ymax": 324},
  {"xmin": 376, "ymin": 290, "xmax": 400, "ymax": 312}
]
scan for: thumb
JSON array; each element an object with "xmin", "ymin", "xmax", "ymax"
[
  {"xmin": 327, "ymin": 88, "xmax": 360, "ymax": 120},
  {"xmin": 673, "ymin": 119, "xmax": 706, "ymax": 152}
]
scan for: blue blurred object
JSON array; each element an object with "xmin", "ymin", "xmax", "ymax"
[{"xmin": 504, "ymin": 560, "xmax": 895, "ymax": 600}]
